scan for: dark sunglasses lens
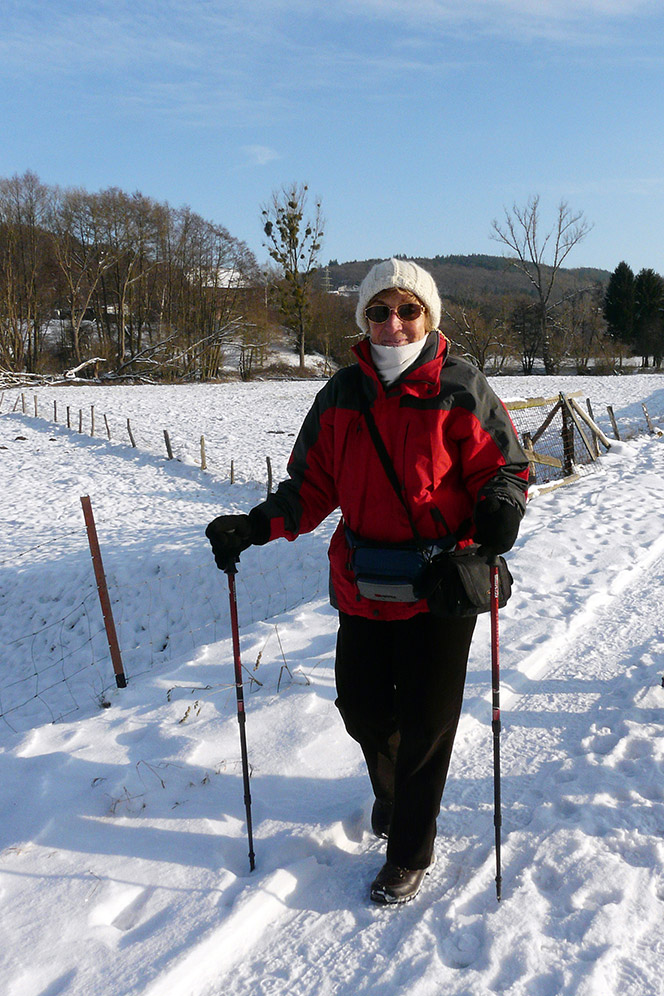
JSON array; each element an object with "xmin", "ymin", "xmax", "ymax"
[
  {"xmin": 397, "ymin": 303, "xmax": 422, "ymax": 320},
  {"xmin": 365, "ymin": 303, "xmax": 423, "ymax": 323},
  {"xmin": 365, "ymin": 305, "xmax": 391, "ymax": 323}
]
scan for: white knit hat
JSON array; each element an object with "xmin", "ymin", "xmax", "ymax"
[{"xmin": 355, "ymin": 258, "xmax": 442, "ymax": 334}]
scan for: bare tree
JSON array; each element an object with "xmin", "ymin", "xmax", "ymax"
[
  {"xmin": 49, "ymin": 188, "xmax": 119, "ymax": 363},
  {"xmin": 0, "ymin": 171, "xmax": 53, "ymax": 371},
  {"xmin": 440, "ymin": 298, "xmax": 509, "ymax": 372},
  {"xmin": 93, "ymin": 188, "xmax": 165, "ymax": 362},
  {"xmin": 490, "ymin": 196, "xmax": 592, "ymax": 373}
]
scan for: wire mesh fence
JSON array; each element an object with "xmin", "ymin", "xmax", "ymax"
[
  {"xmin": 0, "ymin": 388, "xmax": 651, "ymax": 734},
  {"xmin": 506, "ymin": 392, "xmax": 606, "ymax": 491},
  {"xmin": 0, "ymin": 591, "xmax": 110, "ymax": 732},
  {"xmin": 0, "ymin": 546, "xmax": 329, "ymax": 735}
]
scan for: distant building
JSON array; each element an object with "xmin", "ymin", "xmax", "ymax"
[{"xmin": 331, "ymin": 284, "xmax": 360, "ymax": 297}]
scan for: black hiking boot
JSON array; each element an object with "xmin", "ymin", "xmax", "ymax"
[
  {"xmin": 370, "ymin": 798, "xmax": 392, "ymax": 839},
  {"xmin": 370, "ymin": 858, "xmax": 434, "ymax": 905}
]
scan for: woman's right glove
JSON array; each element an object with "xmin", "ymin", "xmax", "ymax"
[
  {"xmin": 473, "ymin": 495, "xmax": 523, "ymax": 557},
  {"xmin": 205, "ymin": 511, "xmax": 269, "ymax": 570}
]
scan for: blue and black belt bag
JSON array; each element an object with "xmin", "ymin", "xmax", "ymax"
[
  {"xmin": 351, "ymin": 398, "xmax": 513, "ymax": 617},
  {"xmin": 345, "ymin": 527, "xmax": 451, "ymax": 603}
]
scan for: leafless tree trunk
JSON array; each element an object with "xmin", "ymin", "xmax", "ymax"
[
  {"xmin": 49, "ymin": 188, "xmax": 118, "ymax": 363},
  {"xmin": 0, "ymin": 171, "xmax": 52, "ymax": 371},
  {"xmin": 491, "ymin": 196, "xmax": 591, "ymax": 374}
]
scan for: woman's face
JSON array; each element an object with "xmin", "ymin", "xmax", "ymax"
[{"xmin": 366, "ymin": 288, "xmax": 428, "ymax": 346}]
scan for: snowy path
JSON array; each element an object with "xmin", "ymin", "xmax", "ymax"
[{"xmin": 180, "ymin": 488, "xmax": 664, "ymax": 996}]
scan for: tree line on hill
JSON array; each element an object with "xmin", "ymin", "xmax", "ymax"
[{"xmin": 0, "ymin": 172, "xmax": 662, "ymax": 382}]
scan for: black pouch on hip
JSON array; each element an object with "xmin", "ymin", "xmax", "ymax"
[{"xmin": 417, "ymin": 547, "xmax": 513, "ymax": 617}]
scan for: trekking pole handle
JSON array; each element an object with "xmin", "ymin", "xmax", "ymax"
[{"xmin": 220, "ymin": 554, "xmax": 240, "ymax": 576}]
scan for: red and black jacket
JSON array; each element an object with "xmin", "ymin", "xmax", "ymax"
[{"xmin": 252, "ymin": 332, "xmax": 529, "ymax": 620}]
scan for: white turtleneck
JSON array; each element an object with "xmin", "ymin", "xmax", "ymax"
[{"xmin": 369, "ymin": 337, "xmax": 429, "ymax": 387}]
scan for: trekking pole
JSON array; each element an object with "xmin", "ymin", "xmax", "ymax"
[
  {"xmin": 223, "ymin": 556, "xmax": 256, "ymax": 872},
  {"xmin": 489, "ymin": 557, "xmax": 502, "ymax": 901}
]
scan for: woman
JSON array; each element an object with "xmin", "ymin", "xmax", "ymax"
[{"xmin": 206, "ymin": 258, "xmax": 529, "ymax": 905}]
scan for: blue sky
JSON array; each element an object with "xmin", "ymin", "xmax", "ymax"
[{"xmin": 2, "ymin": 0, "xmax": 663, "ymax": 274}]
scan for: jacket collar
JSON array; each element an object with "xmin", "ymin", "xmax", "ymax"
[{"xmin": 353, "ymin": 331, "xmax": 447, "ymax": 398}]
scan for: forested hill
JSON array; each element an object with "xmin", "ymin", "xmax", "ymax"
[{"xmin": 319, "ymin": 254, "xmax": 611, "ymax": 302}]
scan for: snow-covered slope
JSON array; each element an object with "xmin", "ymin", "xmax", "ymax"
[{"xmin": 1, "ymin": 374, "xmax": 664, "ymax": 996}]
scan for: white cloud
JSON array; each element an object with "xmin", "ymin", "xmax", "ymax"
[
  {"xmin": 315, "ymin": 0, "xmax": 661, "ymax": 43},
  {"xmin": 242, "ymin": 145, "xmax": 281, "ymax": 167}
]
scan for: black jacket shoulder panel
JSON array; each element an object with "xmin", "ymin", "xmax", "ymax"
[{"xmin": 320, "ymin": 361, "xmax": 374, "ymax": 412}]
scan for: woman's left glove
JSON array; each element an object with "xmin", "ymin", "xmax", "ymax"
[{"xmin": 473, "ymin": 496, "xmax": 522, "ymax": 556}]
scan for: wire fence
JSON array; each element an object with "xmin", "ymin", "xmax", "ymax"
[
  {"xmin": 506, "ymin": 392, "xmax": 603, "ymax": 491},
  {"xmin": 109, "ymin": 552, "xmax": 329, "ymax": 680},
  {"xmin": 0, "ymin": 542, "xmax": 329, "ymax": 735},
  {"xmin": 0, "ymin": 590, "xmax": 109, "ymax": 731},
  {"xmin": 0, "ymin": 389, "xmax": 659, "ymax": 735}
]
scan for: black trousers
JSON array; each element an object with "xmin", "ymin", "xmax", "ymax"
[{"xmin": 335, "ymin": 610, "xmax": 476, "ymax": 869}]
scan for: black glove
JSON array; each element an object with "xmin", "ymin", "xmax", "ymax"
[
  {"xmin": 473, "ymin": 496, "xmax": 522, "ymax": 557},
  {"xmin": 206, "ymin": 514, "xmax": 255, "ymax": 571},
  {"xmin": 206, "ymin": 509, "xmax": 271, "ymax": 570}
]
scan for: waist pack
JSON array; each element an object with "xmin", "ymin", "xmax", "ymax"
[
  {"xmin": 345, "ymin": 528, "xmax": 449, "ymax": 603},
  {"xmin": 417, "ymin": 547, "xmax": 513, "ymax": 617}
]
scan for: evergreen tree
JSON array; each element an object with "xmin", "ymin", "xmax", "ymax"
[
  {"xmin": 634, "ymin": 268, "xmax": 664, "ymax": 366},
  {"xmin": 603, "ymin": 261, "xmax": 635, "ymax": 346}
]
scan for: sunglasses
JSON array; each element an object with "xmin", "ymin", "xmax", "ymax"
[{"xmin": 365, "ymin": 302, "xmax": 425, "ymax": 324}]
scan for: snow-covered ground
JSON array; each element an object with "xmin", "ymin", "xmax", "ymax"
[{"xmin": 2, "ymin": 371, "xmax": 664, "ymax": 996}]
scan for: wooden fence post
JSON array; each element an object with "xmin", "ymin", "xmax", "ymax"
[
  {"xmin": 90, "ymin": 405, "xmax": 95, "ymax": 437},
  {"xmin": 607, "ymin": 405, "xmax": 620, "ymax": 440},
  {"xmin": 34, "ymin": 395, "xmax": 38, "ymax": 417},
  {"xmin": 67, "ymin": 405, "xmax": 71, "ymax": 429},
  {"xmin": 266, "ymin": 456, "xmax": 273, "ymax": 496},
  {"xmin": 163, "ymin": 429, "xmax": 174, "ymax": 459},
  {"xmin": 643, "ymin": 403, "xmax": 656, "ymax": 434},
  {"xmin": 80, "ymin": 495, "xmax": 127, "ymax": 689},
  {"xmin": 104, "ymin": 414, "xmax": 111, "ymax": 440},
  {"xmin": 560, "ymin": 402, "xmax": 575, "ymax": 476},
  {"xmin": 53, "ymin": 400, "xmax": 58, "ymax": 423},
  {"xmin": 560, "ymin": 394, "xmax": 598, "ymax": 463},
  {"xmin": 127, "ymin": 419, "xmax": 136, "ymax": 448},
  {"xmin": 585, "ymin": 399, "xmax": 599, "ymax": 457},
  {"xmin": 230, "ymin": 459, "xmax": 235, "ymax": 484},
  {"xmin": 200, "ymin": 435, "xmax": 207, "ymax": 470},
  {"xmin": 568, "ymin": 396, "xmax": 612, "ymax": 451}
]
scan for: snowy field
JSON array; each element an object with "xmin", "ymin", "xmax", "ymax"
[{"xmin": 2, "ymin": 371, "xmax": 664, "ymax": 996}]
